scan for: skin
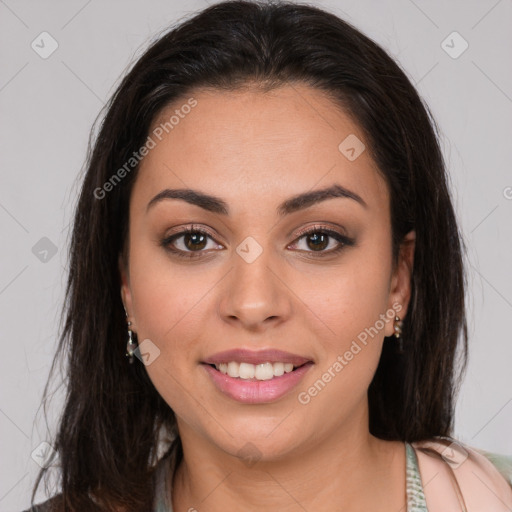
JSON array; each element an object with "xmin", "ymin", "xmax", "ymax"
[{"xmin": 119, "ymin": 83, "xmax": 416, "ymax": 511}]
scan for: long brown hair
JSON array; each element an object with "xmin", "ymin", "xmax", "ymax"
[{"xmin": 32, "ymin": 0, "xmax": 468, "ymax": 509}]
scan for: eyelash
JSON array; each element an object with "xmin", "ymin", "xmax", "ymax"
[{"xmin": 160, "ymin": 224, "xmax": 354, "ymax": 260}]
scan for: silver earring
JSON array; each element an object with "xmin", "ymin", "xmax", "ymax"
[
  {"xmin": 126, "ymin": 321, "xmax": 137, "ymax": 364},
  {"xmin": 394, "ymin": 315, "xmax": 404, "ymax": 353}
]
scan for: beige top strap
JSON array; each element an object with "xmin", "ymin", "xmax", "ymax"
[{"xmin": 412, "ymin": 438, "xmax": 512, "ymax": 512}]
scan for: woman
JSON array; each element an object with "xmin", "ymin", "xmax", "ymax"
[{"xmin": 26, "ymin": 1, "xmax": 512, "ymax": 510}]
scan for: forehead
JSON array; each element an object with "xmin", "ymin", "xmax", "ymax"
[{"xmin": 131, "ymin": 83, "xmax": 388, "ymax": 216}]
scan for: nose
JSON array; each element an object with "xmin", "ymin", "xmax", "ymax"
[{"xmin": 218, "ymin": 241, "xmax": 293, "ymax": 332}]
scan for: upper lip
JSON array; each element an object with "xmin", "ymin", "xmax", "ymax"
[{"xmin": 202, "ymin": 349, "xmax": 313, "ymax": 366}]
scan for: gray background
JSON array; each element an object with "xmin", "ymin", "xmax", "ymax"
[{"xmin": 1, "ymin": 0, "xmax": 511, "ymax": 509}]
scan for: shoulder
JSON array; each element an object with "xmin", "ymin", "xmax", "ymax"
[
  {"xmin": 22, "ymin": 445, "xmax": 180, "ymax": 512},
  {"xmin": 477, "ymin": 448, "xmax": 512, "ymax": 485},
  {"xmin": 412, "ymin": 436, "xmax": 512, "ymax": 511},
  {"xmin": 21, "ymin": 494, "xmax": 63, "ymax": 512},
  {"xmin": 21, "ymin": 494, "xmax": 129, "ymax": 511}
]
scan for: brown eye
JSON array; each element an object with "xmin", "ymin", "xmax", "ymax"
[
  {"xmin": 161, "ymin": 226, "xmax": 223, "ymax": 259},
  {"xmin": 182, "ymin": 231, "xmax": 208, "ymax": 251},
  {"xmin": 304, "ymin": 232, "xmax": 330, "ymax": 251},
  {"xmin": 290, "ymin": 226, "xmax": 355, "ymax": 257}
]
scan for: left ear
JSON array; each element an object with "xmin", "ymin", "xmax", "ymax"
[
  {"xmin": 385, "ymin": 229, "xmax": 415, "ymax": 337},
  {"xmin": 119, "ymin": 252, "xmax": 137, "ymax": 331}
]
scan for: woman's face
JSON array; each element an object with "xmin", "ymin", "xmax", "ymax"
[{"xmin": 120, "ymin": 83, "xmax": 414, "ymax": 461}]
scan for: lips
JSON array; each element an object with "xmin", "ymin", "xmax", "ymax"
[
  {"xmin": 202, "ymin": 360, "xmax": 314, "ymax": 404},
  {"xmin": 202, "ymin": 348, "xmax": 313, "ymax": 366},
  {"xmin": 201, "ymin": 348, "xmax": 314, "ymax": 403}
]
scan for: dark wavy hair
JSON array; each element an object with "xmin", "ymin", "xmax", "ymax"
[{"xmin": 31, "ymin": 0, "xmax": 468, "ymax": 509}]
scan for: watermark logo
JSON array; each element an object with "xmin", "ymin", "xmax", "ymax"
[
  {"xmin": 31, "ymin": 32, "xmax": 58, "ymax": 59},
  {"xmin": 31, "ymin": 441, "xmax": 56, "ymax": 468},
  {"xmin": 133, "ymin": 338, "xmax": 161, "ymax": 366},
  {"xmin": 237, "ymin": 442, "xmax": 262, "ymax": 467},
  {"xmin": 236, "ymin": 236, "xmax": 263, "ymax": 264},
  {"xmin": 441, "ymin": 31, "xmax": 469, "ymax": 60},
  {"xmin": 441, "ymin": 441, "xmax": 469, "ymax": 469},
  {"xmin": 338, "ymin": 134, "xmax": 366, "ymax": 161},
  {"xmin": 31, "ymin": 237, "xmax": 58, "ymax": 263}
]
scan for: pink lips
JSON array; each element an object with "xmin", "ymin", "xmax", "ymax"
[{"xmin": 201, "ymin": 348, "xmax": 314, "ymax": 404}]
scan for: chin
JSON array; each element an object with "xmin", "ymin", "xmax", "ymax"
[{"xmin": 205, "ymin": 422, "xmax": 307, "ymax": 464}]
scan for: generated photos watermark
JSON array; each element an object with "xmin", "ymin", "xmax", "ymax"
[
  {"xmin": 297, "ymin": 302, "xmax": 403, "ymax": 405},
  {"xmin": 94, "ymin": 97, "xmax": 197, "ymax": 200}
]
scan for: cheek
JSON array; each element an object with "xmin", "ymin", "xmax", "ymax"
[
  {"xmin": 127, "ymin": 247, "xmax": 214, "ymax": 393},
  {"xmin": 304, "ymin": 234, "xmax": 393, "ymax": 400},
  {"xmin": 127, "ymin": 244, "xmax": 210, "ymax": 415},
  {"xmin": 128, "ymin": 236, "xmax": 207, "ymax": 338},
  {"xmin": 316, "ymin": 239, "xmax": 392, "ymax": 341}
]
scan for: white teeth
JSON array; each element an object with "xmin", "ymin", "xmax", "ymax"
[
  {"xmin": 227, "ymin": 361, "xmax": 239, "ymax": 378},
  {"xmin": 213, "ymin": 361, "xmax": 298, "ymax": 380},
  {"xmin": 254, "ymin": 362, "xmax": 274, "ymax": 380},
  {"xmin": 273, "ymin": 362, "xmax": 284, "ymax": 376},
  {"xmin": 238, "ymin": 362, "xmax": 255, "ymax": 379}
]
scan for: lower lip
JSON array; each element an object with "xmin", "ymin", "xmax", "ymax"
[{"xmin": 201, "ymin": 362, "xmax": 313, "ymax": 404}]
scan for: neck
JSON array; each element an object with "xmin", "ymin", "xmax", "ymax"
[{"xmin": 170, "ymin": 408, "xmax": 406, "ymax": 511}]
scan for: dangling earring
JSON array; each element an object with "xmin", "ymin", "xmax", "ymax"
[
  {"xmin": 126, "ymin": 320, "xmax": 137, "ymax": 364},
  {"xmin": 394, "ymin": 315, "xmax": 404, "ymax": 353}
]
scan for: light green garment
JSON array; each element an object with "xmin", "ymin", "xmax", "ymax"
[
  {"xmin": 153, "ymin": 441, "xmax": 512, "ymax": 511},
  {"xmin": 478, "ymin": 448, "xmax": 512, "ymax": 486}
]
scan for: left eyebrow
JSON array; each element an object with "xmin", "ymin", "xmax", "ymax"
[
  {"xmin": 146, "ymin": 183, "xmax": 367, "ymax": 216},
  {"xmin": 277, "ymin": 183, "xmax": 367, "ymax": 216}
]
